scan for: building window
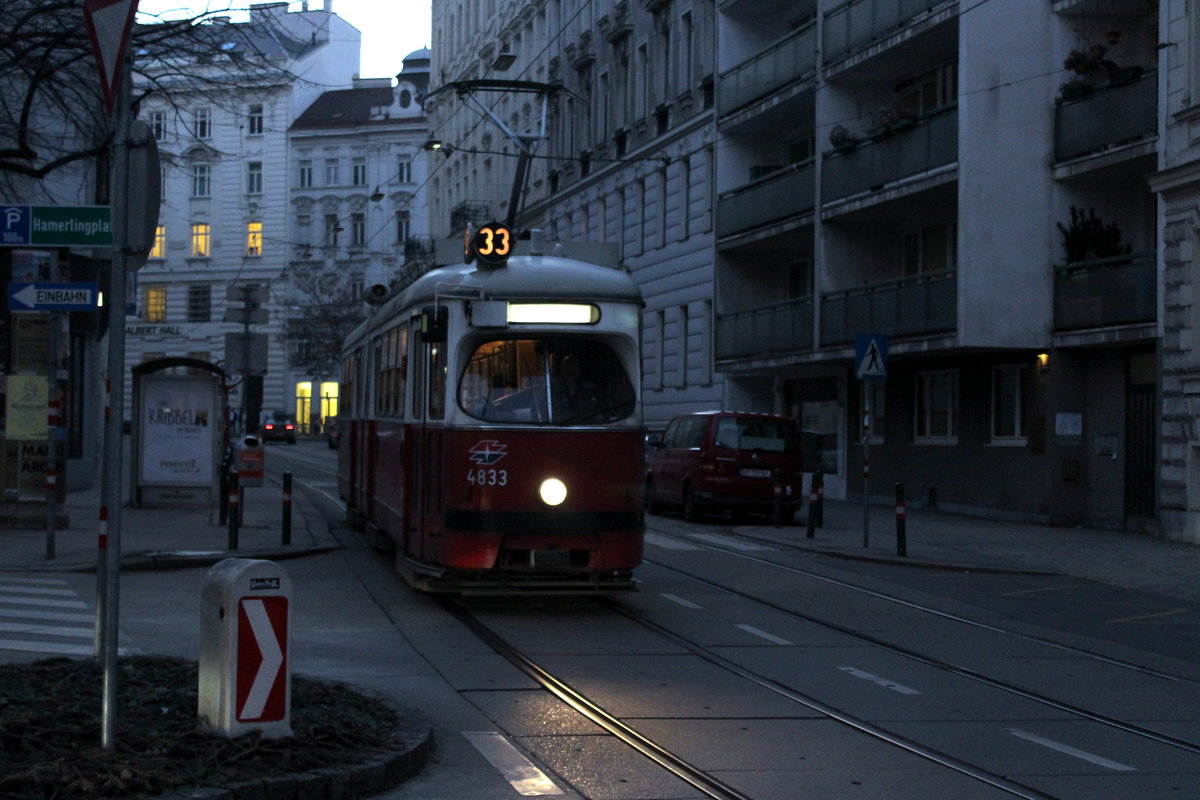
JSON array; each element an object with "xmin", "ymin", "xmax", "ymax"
[
  {"xmin": 915, "ymin": 369, "xmax": 958, "ymax": 442},
  {"xmin": 149, "ymin": 110, "xmax": 166, "ymax": 140},
  {"xmin": 325, "ymin": 158, "xmax": 340, "ymax": 186},
  {"xmin": 396, "ymin": 157, "xmax": 412, "ymax": 183},
  {"xmin": 395, "ymin": 209, "xmax": 410, "ymax": 244},
  {"xmin": 247, "ymin": 103, "xmax": 263, "ymax": 135},
  {"xmin": 187, "ymin": 285, "xmax": 212, "ymax": 322},
  {"xmin": 296, "ymin": 214, "xmax": 311, "ymax": 246},
  {"xmin": 903, "ymin": 223, "xmax": 957, "ymax": 276},
  {"xmin": 149, "ymin": 226, "xmax": 165, "ymax": 259},
  {"xmin": 144, "ymin": 286, "xmax": 166, "ymax": 322},
  {"xmin": 247, "ymin": 162, "xmax": 262, "ymax": 194},
  {"xmin": 246, "ymin": 222, "xmax": 263, "ymax": 256},
  {"xmin": 324, "ymin": 214, "xmax": 340, "ymax": 247},
  {"xmin": 350, "ymin": 212, "xmax": 365, "ymax": 247},
  {"xmin": 991, "ymin": 365, "xmax": 1026, "ymax": 443},
  {"xmin": 191, "ymin": 164, "xmax": 210, "ymax": 197},
  {"xmin": 352, "ymin": 157, "xmax": 367, "ymax": 186},
  {"xmin": 193, "ymin": 107, "xmax": 211, "ymax": 139},
  {"xmin": 298, "ymin": 160, "xmax": 313, "ymax": 188},
  {"xmin": 190, "ymin": 223, "xmax": 210, "ymax": 257}
]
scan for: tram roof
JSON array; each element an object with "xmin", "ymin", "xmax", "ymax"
[{"xmin": 345, "ymin": 252, "xmax": 644, "ymax": 346}]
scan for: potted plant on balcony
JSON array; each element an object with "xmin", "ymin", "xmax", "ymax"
[{"xmin": 1056, "ymin": 206, "xmax": 1131, "ymax": 264}]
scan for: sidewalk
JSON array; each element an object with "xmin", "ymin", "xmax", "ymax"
[
  {"xmin": 735, "ymin": 498, "xmax": 1200, "ymax": 605},
  {"xmin": 5, "ymin": 481, "xmax": 1200, "ymax": 605},
  {"xmin": 0, "ymin": 476, "xmax": 336, "ymax": 574}
]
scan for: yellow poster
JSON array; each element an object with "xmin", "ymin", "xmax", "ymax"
[{"xmin": 6, "ymin": 375, "xmax": 47, "ymax": 439}]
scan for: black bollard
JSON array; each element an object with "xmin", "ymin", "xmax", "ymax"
[
  {"xmin": 895, "ymin": 482, "xmax": 907, "ymax": 557},
  {"xmin": 218, "ymin": 453, "xmax": 230, "ymax": 525},
  {"xmin": 806, "ymin": 472, "xmax": 818, "ymax": 538},
  {"xmin": 814, "ymin": 469, "xmax": 825, "ymax": 529},
  {"xmin": 282, "ymin": 471, "xmax": 293, "ymax": 546}
]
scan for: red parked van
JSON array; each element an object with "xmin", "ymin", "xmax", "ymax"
[{"xmin": 645, "ymin": 411, "xmax": 805, "ymax": 523}]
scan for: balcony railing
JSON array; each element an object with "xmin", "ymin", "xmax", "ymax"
[
  {"xmin": 718, "ymin": 21, "xmax": 817, "ymax": 116},
  {"xmin": 717, "ymin": 159, "xmax": 815, "ymax": 238},
  {"xmin": 1053, "ymin": 252, "xmax": 1155, "ymax": 332},
  {"xmin": 820, "ymin": 269, "xmax": 957, "ymax": 345},
  {"xmin": 821, "ymin": 107, "xmax": 957, "ymax": 202},
  {"xmin": 1054, "ymin": 70, "xmax": 1156, "ymax": 162},
  {"xmin": 823, "ymin": 0, "xmax": 951, "ymax": 62},
  {"xmin": 716, "ymin": 296, "xmax": 814, "ymax": 360}
]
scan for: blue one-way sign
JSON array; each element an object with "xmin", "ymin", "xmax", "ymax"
[{"xmin": 8, "ymin": 282, "xmax": 100, "ymax": 312}]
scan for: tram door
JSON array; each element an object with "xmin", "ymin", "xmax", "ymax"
[{"xmin": 407, "ymin": 321, "xmax": 447, "ymax": 563}]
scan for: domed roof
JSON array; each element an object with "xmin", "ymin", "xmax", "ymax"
[{"xmin": 403, "ymin": 48, "xmax": 431, "ymax": 65}]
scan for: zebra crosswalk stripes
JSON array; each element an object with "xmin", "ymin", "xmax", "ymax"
[{"xmin": 0, "ymin": 576, "xmax": 98, "ymax": 657}]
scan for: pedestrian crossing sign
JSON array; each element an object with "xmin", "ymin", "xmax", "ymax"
[{"xmin": 855, "ymin": 333, "xmax": 888, "ymax": 380}]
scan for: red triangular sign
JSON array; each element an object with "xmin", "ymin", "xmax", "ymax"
[{"xmin": 83, "ymin": 0, "xmax": 140, "ymax": 114}]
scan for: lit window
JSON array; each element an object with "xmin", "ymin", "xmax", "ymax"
[
  {"xmin": 247, "ymin": 162, "xmax": 262, "ymax": 194},
  {"xmin": 190, "ymin": 223, "xmax": 210, "ymax": 257},
  {"xmin": 991, "ymin": 365, "xmax": 1026, "ymax": 443},
  {"xmin": 915, "ymin": 369, "xmax": 957, "ymax": 442},
  {"xmin": 149, "ymin": 226, "xmax": 165, "ymax": 258},
  {"xmin": 246, "ymin": 222, "xmax": 263, "ymax": 256},
  {"xmin": 192, "ymin": 164, "xmax": 210, "ymax": 197},
  {"xmin": 145, "ymin": 286, "xmax": 166, "ymax": 322},
  {"xmin": 193, "ymin": 107, "xmax": 211, "ymax": 139},
  {"xmin": 247, "ymin": 103, "xmax": 263, "ymax": 135}
]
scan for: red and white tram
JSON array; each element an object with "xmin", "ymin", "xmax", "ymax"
[{"xmin": 337, "ymin": 225, "xmax": 645, "ymax": 592}]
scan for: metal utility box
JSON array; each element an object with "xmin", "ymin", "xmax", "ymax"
[{"xmin": 198, "ymin": 558, "xmax": 292, "ymax": 739}]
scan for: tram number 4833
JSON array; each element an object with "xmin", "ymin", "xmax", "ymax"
[{"xmin": 468, "ymin": 468, "xmax": 508, "ymax": 487}]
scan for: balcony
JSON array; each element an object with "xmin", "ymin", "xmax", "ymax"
[
  {"xmin": 822, "ymin": 107, "xmax": 957, "ymax": 203},
  {"xmin": 823, "ymin": 0, "xmax": 954, "ymax": 62},
  {"xmin": 717, "ymin": 160, "xmax": 815, "ymax": 239},
  {"xmin": 820, "ymin": 269, "xmax": 956, "ymax": 345},
  {"xmin": 718, "ymin": 21, "xmax": 816, "ymax": 117},
  {"xmin": 1054, "ymin": 70, "xmax": 1156, "ymax": 163},
  {"xmin": 716, "ymin": 297, "xmax": 814, "ymax": 360},
  {"xmin": 1053, "ymin": 252, "xmax": 1155, "ymax": 332}
]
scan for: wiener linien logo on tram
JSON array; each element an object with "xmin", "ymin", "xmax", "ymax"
[{"xmin": 468, "ymin": 440, "xmax": 508, "ymax": 465}]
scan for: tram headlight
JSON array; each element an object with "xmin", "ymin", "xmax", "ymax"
[{"xmin": 539, "ymin": 477, "xmax": 568, "ymax": 506}]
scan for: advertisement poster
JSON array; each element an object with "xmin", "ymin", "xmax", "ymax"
[
  {"xmin": 139, "ymin": 376, "xmax": 216, "ymax": 485},
  {"xmin": 6, "ymin": 375, "xmax": 46, "ymax": 439}
]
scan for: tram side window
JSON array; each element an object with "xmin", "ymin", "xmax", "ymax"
[
  {"xmin": 374, "ymin": 328, "xmax": 407, "ymax": 417},
  {"xmin": 428, "ymin": 343, "xmax": 445, "ymax": 420},
  {"xmin": 458, "ymin": 338, "xmax": 635, "ymax": 425}
]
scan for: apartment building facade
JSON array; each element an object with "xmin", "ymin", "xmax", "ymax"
[
  {"xmin": 285, "ymin": 52, "xmax": 433, "ymax": 432},
  {"xmin": 128, "ymin": 3, "xmax": 361, "ymax": 431}
]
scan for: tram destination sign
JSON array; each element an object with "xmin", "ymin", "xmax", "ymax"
[
  {"xmin": 1, "ymin": 205, "xmax": 113, "ymax": 247},
  {"xmin": 8, "ymin": 282, "xmax": 100, "ymax": 312}
]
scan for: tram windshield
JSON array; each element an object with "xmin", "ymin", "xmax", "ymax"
[{"xmin": 459, "ymin": 338, "xmax": 636, "ymax": 425}]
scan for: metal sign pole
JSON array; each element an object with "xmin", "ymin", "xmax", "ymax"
[
  {"xmin": 863, "ymin": 386, "xmax": 870, "ymax": 549},
  {"xmin": 99, "ymin": 52, "xmax": 132, "ymax": 752}
]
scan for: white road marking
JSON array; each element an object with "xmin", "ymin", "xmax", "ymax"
[
  {"xmin": 644, "ymin": 533, "xmax": 700, "ymax": 550},
  {"xmin": 1006, "ymin": 729, "xmax": 1136, "ymax": 772},
  {"xmin": 0, "ymin": 622, "xmax": 94, "ymax": 639},
  {"xmin": 838, "ymin": 666, "xmax": 921, "ymax": 695},
  {"xmin": 463, "ymin": 731, "xmax": 563, "ymax": 796},
  {"xmin": 661, "ymin": 593, "xmax": 703, "ymax": 609},
  {"xmin": 1108, "ymin": 608, "xmax": 1190, "ymax": 625},
  {"xmin": 691, "ymin": 533, "xmax": 774, "ymax": 551},
  {"xmin": 736, "ymin": 624, "xmax": 792, "ymax": 645},
  {"xmin": 0, "ymin": 595, "xmax": 87, "ymax": 609}
]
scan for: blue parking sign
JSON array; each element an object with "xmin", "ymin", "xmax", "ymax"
[{"xmin": 1, "ymin": 205, "xmax": 31, "ymax": 246}]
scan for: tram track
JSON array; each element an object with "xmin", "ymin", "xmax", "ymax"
[
  {"xmin": 440, "ymin": 594, "xmax": 1055, "ymax": 800},
  {"xmin": 637, "ymin": 525, "xmax": 1200, "ymax": 758}
]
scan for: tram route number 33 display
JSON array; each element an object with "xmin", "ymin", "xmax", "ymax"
[{"xmin": 466, "ymin": 221, "xmax": 513, "ymax": 267}]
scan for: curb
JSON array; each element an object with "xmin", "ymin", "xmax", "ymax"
[
  {"xmin": 161, "ymin": 694, "xmax": 433, "ymax": 800},
  {"xmin": 0, "ymin": 546, "xmax": 341, "ymax": 574}
]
